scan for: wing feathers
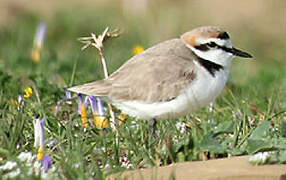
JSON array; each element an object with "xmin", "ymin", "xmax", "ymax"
[{"xmin": 68, "ymin": 38, "xmax": 198, "ymax": 102}]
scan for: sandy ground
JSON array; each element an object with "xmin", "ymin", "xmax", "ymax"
[{"xmin": 108, "ymin": 155, "xmax": 286, "ymax": 180}]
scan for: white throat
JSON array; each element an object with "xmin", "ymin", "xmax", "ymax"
[
  {"xmin": 185, "ymin": 38, "xmax": 234, "ymax": 68},
  {"xmin": 192, "ymin": 46, "xmax": 233, "ymax": 68}
]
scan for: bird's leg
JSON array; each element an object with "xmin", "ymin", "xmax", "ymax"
[
  {"xmin": 209, "ymin": 101, "xmax": 215, "ymax": 113},
  {"xmin": 149, "ymin": 118, "xmax": 158, "ymax": 138}
]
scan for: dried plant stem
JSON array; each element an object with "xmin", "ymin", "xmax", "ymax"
[
  {"xmin": 98, "ymin": 49, "xmax": 109, "ymax": 79},
  {"xmin": 97, "ymin": 47, "xmax": 117, "ymax": 131},
  {"xmin": 78, "ymin": 27, "xmax": 122, "ymax": 132},
  {"xmin": 108, "ymin": 104, "xmax": 117, "ymax": 131}
]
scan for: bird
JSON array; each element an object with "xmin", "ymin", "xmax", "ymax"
[{"xmin": 68, "ymin": 26, "xmax": 252, "ymax": 122}]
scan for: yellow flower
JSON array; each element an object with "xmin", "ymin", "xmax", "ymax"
[
  {"xmin": 31, "ymin": 49, "xmax": 40, "ymax": 62},
  {"xmin": 93, "ymin": 115, "xmax": 109, "ymax": 129},
  {"xmin": 133, "ymin": 45, "xmax": 144, "ymax": 55},
  {"xmin": 37, "ymin": 146, "xmax": 44, "ymax": 160},
  {"xmin": 119, "ymin": 113, "xmax": 127, "ymax": 126},
  {"xmin": 89, "ymin": 96, "xmax": 108, "ymax": 129},
  {"xmin": 24, "ymin": 87, "xmax": 33, "ymax": 98},
  {"xmin": 78, "ymin": 94, "xmax": 90, "ymax": 128},
  {"xmin": 81, "ymin": 104, "xmax": 89, "ymax": 128},
  {"xmin": 102, "ymin": 119, "xmax": 109, "ymax": 128}
]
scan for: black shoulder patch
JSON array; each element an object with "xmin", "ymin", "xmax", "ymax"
[
  {"xmin": 217, "ymin": 32, "xmax": 230, "ymax": 39},
  {"xmin": 197, "ymin": 57, "xmax": 224, "ymax": 77}
]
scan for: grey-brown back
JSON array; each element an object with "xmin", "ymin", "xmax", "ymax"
[{"xmin": 68, "ymin": 38, "xmax": 199, "ymax": 103}]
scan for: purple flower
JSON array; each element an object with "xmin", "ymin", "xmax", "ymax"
[
  {"xmin": 96, "ymin": 97, "xmax": 105, "ymax": 116},
  {"xmin": 88, "ymin": 95, "xmax": 97, "ymax": 114},
  {"xmin": 42, "ymin": 155, "xmax": 52, "ymax": 172},
  {"xmin": 39, "ymin": 118, "xmax": 45, "ymax": 148},
  {"xmin": 89, "ymin": 96, "xmax": 108, "ymax": 128},
  {"xmin": 77, "ymin": 93, "xmax": 89, "ymax": 115},
  {"xmin": 65, "ymin": 90, "xmax": 72, "ymax": 99},
  {"xmin": 77, "ymin": 94, "xmax": 84, "ymax": 114},
  {"xmin": 88, "ymin": 96, "xmax": 105, "ymax": 116},
  {"xmin": 34, "ymin": 22, "xmax": 47, "ymax": 49},
  {"xmin": 17, "ymin": 95, "xmax": 24, "ymax": 110},
  {"xmin": 34, "ymin": 117, "xmax": 45, "ymax": 148},
  {"xmin": 18, "ymin": 95, "xmax": 24, "ymax": 105}
]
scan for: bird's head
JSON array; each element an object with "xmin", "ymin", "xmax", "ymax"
[{"xmin": 181, "ymin": 26, "xmax": 252, "ymax": 67}]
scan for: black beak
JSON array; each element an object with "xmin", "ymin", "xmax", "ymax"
[{"xmin": 230, "ymin": 47, "xmax": 253, "ymax": 58}]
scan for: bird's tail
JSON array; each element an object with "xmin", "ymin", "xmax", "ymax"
[{"xmin": 68, "ymin": 80, "xmax": 111, "ymax": 97}]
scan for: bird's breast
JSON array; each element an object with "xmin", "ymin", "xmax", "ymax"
[{"xmin": 182, "ymin": 63, "xmax": 230, "ymax": 110}]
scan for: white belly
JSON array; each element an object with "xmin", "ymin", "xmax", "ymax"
[{"xmin": 112, "ymin": 65, "xmax": 230, "ymax": 120}]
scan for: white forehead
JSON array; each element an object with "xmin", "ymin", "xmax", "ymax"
[{"xmin": 196, "ymin": 38, "xmax": 233, "ymax": 48}]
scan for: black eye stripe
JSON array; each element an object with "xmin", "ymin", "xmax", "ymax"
[
  {"xmin": 194, "ymin": 44, "xmax": 209, "ymax": 51},
  {"xmin": 194, "ymin": 42, "xmax": 218, "ymax": 51},
  {"xmin": 194, "ymin": 42, "xmax": 233, "ymax": 53},
  {"xmin": 207, "ymin": 42, "xmax": 217, "ymax": 48}
]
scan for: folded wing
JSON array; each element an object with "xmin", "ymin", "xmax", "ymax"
[{"xmin": 68, "ymin": 38, "xmax": 198, "ymax": 103}]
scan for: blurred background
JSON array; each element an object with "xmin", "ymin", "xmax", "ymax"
[{"xmin": 0, "ymin": 0, "xmax": 285, "ymax": 95}]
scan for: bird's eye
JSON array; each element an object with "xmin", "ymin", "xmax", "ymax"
[
  {"xmin": 194, "ymin": 42, "xmax": 219, "ymax": 51},
  {"xmin": 207, "ymin": 42, "xmax": 217, "ymax": 48}
]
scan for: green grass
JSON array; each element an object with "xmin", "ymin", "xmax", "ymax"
[{"xmin": 0, "ymin": 2, "xmax": 286, "ymax": 179}]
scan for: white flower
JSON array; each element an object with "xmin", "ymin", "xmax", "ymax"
[
  {"xmin": 0, "ymin": 161, "xmax": 17, "ymax": 171},
  {"xmin": 2, "ymin": 151, "xmax": 54, "ymax": 179},
  {"xmin": 41, "ymin": 166, "xmax": 57, "ymax": 179},
  {"xmin": 18, "ymin": 152, "xmax": 34, "ymax": 163},
  {"xmin": 120, "ymin": 156, "xmax": 133, "ymax": 169},
  {"xmin": 3, "ymin": 168, "xmax": 21, "ymax": 179},
  {"xmin": 176, "ymin": 122, "xmax": 186, "ymax": 134},
  {"xmin": 73, "ymin": 163, "xmax": 81, "ymax": 169},
  {"xmin": 33, "ymin": 160, "xmax": 42, "ymax": 176}
]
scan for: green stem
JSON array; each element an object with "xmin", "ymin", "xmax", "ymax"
[{"xmin": 69, "ymin": 55, "xmax": 79, "ymax": 87}]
